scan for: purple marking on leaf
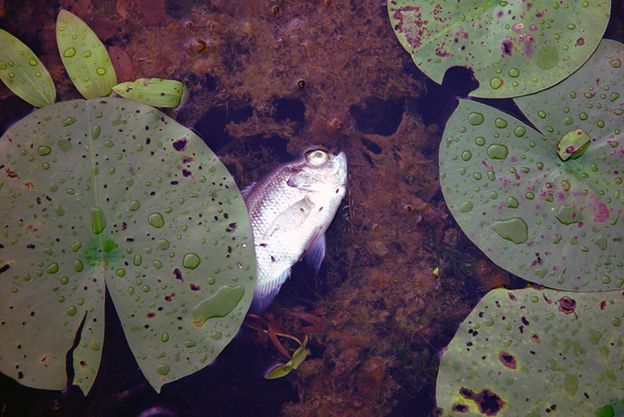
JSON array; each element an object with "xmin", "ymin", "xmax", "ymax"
[
  {"xmin": 501, "ymin": 39, "xmax": 513, "ymax": 57},
  {"xmin": 173, "ymin": 137, "xmax": 188, "ymax": 151},
  {"xmin": 172, "ymin": 268, "xmax": 184, "ymax": 281},
  {"xmin": 392, "ymin": 5, "xmax": 425, "ymax": 49},
  {"xmin": 558, "ymin": 296, "xmax": 576, "ymax": 314},
  {"xmin": 590, "ymin": 194, "xmax": 610, "ymax": 222},
  {"xmin": 189, "ymin": 283, "xmax": 201, "ymax": 291}
]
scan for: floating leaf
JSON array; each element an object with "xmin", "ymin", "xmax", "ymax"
[
  {"xmin": 56, "ymin": 9, "xmax": 117, "ymax": 99},
  {"xmin": 439, "ymin": 39, "xmax": 624, "ymax": 291},
  {"xmin": 436, "ymin": 287, "xmax": 624, "ymax": 416},
  {"xmin": 265, "ymin": 337, "xmax": 310, "ymax": 380},
  {"xmin": 0, "ymin": 98, "xmax": 255, "ymax": 394},
  {"xmin": 388, "ymin": 0, "xmax": 610, "ymax": 98},
  {"xmin": 112, "ymin": 78, "xmax": 186, "ymax": 108},
  {"xmin": 0, "ymin": 29, "xmax": 56, "ymax": 107}
]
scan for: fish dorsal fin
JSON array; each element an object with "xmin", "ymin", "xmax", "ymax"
[
  {"xmin": 304, "ymin": 233, "xmax": 326, "ymax": 275},
  {"xmin": 250, "ymin": 268, "xmax": 291, "ymax": 312},
  {"xmin": 240, "ymin": 182, "xmax": 256, "ymax": 199},
  {"xmin": 262, "ymin": 196, "xmax": 315, "ymax": 240}
]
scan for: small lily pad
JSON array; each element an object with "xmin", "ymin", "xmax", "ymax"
[
  {"xmin": 0, "ymin": 98, "xmax": 255, "ymax": 394},
  {"xmin": 265, "ymin": 337, "xmax": 310, "ymax": 380},
  {"xmin": 0, "ymin": 29, "xmax": 56, "ymax": 107},
  {"xmin": 439, "ymin": 39, "xmax": 624, "ymax": 291},
  {"xmin": 388, "ymin": 0, "xmax": 610, "ymax": 98},
  {"xmin": 56, "ymin": 9, "xmax": 117, "ymax": 99},
  {"xmin": 112, "ymin": 78, "xmax": 186, "ymax": 108},
  {"xmin": 436, "ymin": 287, "xmax": 624, "ymax": 416}
]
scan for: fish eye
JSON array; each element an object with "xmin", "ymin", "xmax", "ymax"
[{"xmin": 305, "ymin": 149, "xmax": 329, "ymax": 166}]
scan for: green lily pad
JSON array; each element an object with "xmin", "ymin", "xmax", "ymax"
[
  {"xmin": 388, "ymin": 0, "xmax": 610, "ymax": 98},
  {"xmin": 439, "ymin": 39, "xmax": 624, "ymax": 291},
  {"xmin": 0, "ymin": 29, "xmax": 56, "ymax": 107},
  {"xmin": 56, "ymin": 9, "xmax": 117, "ymax": 99},
  {"xmin": 436, "ymin": 287, "xmax": 624, "ymax": 416},
  {"xmin": 112, "ymin": 78, "xmax": 186, "ymax": 108},
  {"xmin": 0, "ymin": 98, "xmax": 255, "ymax": 394}
]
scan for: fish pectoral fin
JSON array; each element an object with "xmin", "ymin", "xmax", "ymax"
[
  {"xmin": 262, "ymin": 196, "xmax": 315, "ymax": 239},
  {"xmin": 250, "ymin": 268, "xmax": 292, "ymax": 312},
  {"xmin": 240, "ymin": 181, "xmax": 256, "ymax": 199},
  {"xmin": 303, "ymin": 232, "xmax": 325, "ymax": 275}
]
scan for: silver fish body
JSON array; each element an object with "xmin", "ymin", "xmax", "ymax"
[{"xmin": 243, "ymin": 148, "xmax": 347, "ymax": 312}]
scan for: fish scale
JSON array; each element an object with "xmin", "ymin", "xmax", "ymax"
[{"xmin": 243, "ymin": 149, "xmax": 347, "ymax": 312}]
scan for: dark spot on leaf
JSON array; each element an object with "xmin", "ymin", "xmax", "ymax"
[
  {"xmin": 0, "ymin": 264, "xmax": 10, "ymax": 274},
  {"xmin": 5, "ymin": 168, "xmax": 19, "ymax": 179},
  {"xmin": 226, "ymin": 222, "xmax": 237, "ymax": 232},
  {"xmin": 172, "ymin": 268, "xmax": 184, "ymax": 282},
  {"xmin": 452, "ymin": 404, "xmax": 469, "ymax": 413},
  {"xmin": 459, "ymin": 387, "xmax": 505, "ymax": 415},
  {"xmin": 498, "ymin": 351, "xmax": 517, "ymax": 369},
  {"xmin": 558, "ymin": 296, "xmax": 576, "ymax": 314},
  {"xmin": 599, "ymin": 300, "xmax": 607, "ymax": 310},
  {"xmin": 501, "ymin": 39, "xmax": 513, "ymax": 56},
  {"xmin": 147, "ymin": 312, "xmax": 156, "ymax": 318},
  {"xmin": 182, "ymin": 169, "xmax": 192, "ymax": 177},
  {"xmin": 173, "ymin": 138, "xmax": 188, "ymax": 151},
  {"xmin": 189, "ymin": 283, "xmax": 201, "ymax": 291}
]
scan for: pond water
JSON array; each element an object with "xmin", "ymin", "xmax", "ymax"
[{"xmin": 0, "ymin": 1, "xmax": 623, "ymax": 416}]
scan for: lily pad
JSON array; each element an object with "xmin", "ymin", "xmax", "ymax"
[
  {"xmin": 439, "ymin": 39, "xmax": 624, "ymax": 291},
  {"xmin": 436, "ymin": 287, "xmax": 624, "ymax": 416},
  {"xmin": 0, "ymin": 29, "xmax": 56, "ymax": 107},
  {"xmin": 56, "ymin": 9, "xmax": 117, "ymax": 99},
  {"xmin": 0, "ymin": 98, "xmax": 255, "ymax": 394},
  {"xmin": 112, "ymin": 78, "xmax": 186, "ymax": 108},
  {"xmin": 388, "ymin": 0, "xmax": 610, "ymax": 98}
]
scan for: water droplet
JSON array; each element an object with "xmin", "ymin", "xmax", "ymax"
[
  {"xmin": 473, "ymin": 173, "xmax": 482, "ymax": 180},
  {"xmin": 611, "ymin": 58, "xmax": 622, "ymax": 68},
  {"xmin": 563, "ymin": 116, "xmax": 573, "ymax": 126},
  {"xmin": 133, "ymin": 255, "xmax": 142, "ymax": 266},
  {"xmin": 148, "ymin": 212, "xmax": 164, "ymax": 228},
  {"xmin": 90, "ymin": 207, "xmax": 106, "ymax": 234},
  {"xmin": 184, "ymin": 340, "xmax": 197, "ymax": 348},
  {"xmin": 507, "ymin": 197, "xmax": 519, "ymax": 208},
  {"xmin": 71, "ymin": 241, "xmax": 82, "ymax": 252},
  {"xmin": 28, "ymin": 59, "xmax": 37, "ymax": 66},
  {"xmin": 116, "ymin": 268, "xmax": 126, "ymax": 277},
  {"xmin": 555, "ymin": 205, "xmax": 582, "ymax": 225},
  {"xmin": 487, "ymin": 171, "xmax": 495, "ymax": 181},
  {"xmin": 96, "ymin": 67, "xmax": 107, "ymax": 76},
  {"xmin": 90, "ymin": 125, "xmax": 101, "ymax": 140},
  {"xmin": 74, "ymin": 260, "xmax": 84, "ymax": 272},
  {"xmin": 487, "ymin": 143, "xmax": 508, "ymax": 160},
  {"xmin": 158, "ymin": 239, "xmax": 170, "ymax": 250},
  {"xmin": 494, "ymin": 118, "xmax": 508, "ymax": 128},
  {"xmin": 153, "ymin": 260, "xmax": 163, "ymax": 269},
  {"xmin": 461, "ymin": 151, "xmax": 472, "ymax": 161},
  {"xmin": 525, "ymin": 192, "xmax": 535, "ymax": 200},
  {"xmin": 492, "ymin": 218, "xmax": 528, "ymax": 244},
  {"xmin": 210, "ymin": 331, "xmax": 223, "ymax": 340},
  {"xmin": 513, "ymin": 126, "xmax": 526, "ymax": 137},
  {"xmin": 489, "ymin": 77, "xmax": 503, "ymax": 89},
  {"xmin": 597, "ymin": 120, "xmax": 605, "ymax": 128},
  {"xmin": 8, "ymin": 72, "xmax": 15, "ymax": 79},
  {"xmin": 157, "ymin": 364, "xmax": 171, "ymax": 376},
  {"xmin": 183, "ymin": 253, "xmax": 201, "ymax": 269},
  {"xmin": 128, "ymin": 200, "xmax": 141, "ymax": 212},
  {"xmin": 475, "ymin": 136, "xmax": 486, "ymax": 146},
  {"xmin": 54, "ymin": 204, "xmax": 65, "ymax": 217},
  {"xmin": 460, "ymin": 201, "xmax": 473, "ymax": 212},
  {"xmin": 508, "ymin": 68, "xmax": 519, "ymax": 78},
  {"xmin": 561, "ymin": 180, "xmax": 571, "ymax": 190},
  {"xmin": 63, "ymin": 47, "xmax": 77, "ymax": 58},
  {"xmin": 141, "ymin": 284, "xmax": 151, "ymax": 293},
  {"xmin": 37, "ymin": 145, "xmax": 52, "ymax": 156},
  {"xmin": 566, "ymin": 23, "xmax": 576, "ymax": 30},
  {"xmin": 538, "ymin": 111, "xmax": 547, "ymax": 119},
  {"xmin": 60, "ymin": 276, "xmax": 69, "ymax": 285},
  {"xmin": 579, "ymin": 112, "xmax": 588, "ymax": 120},
  {"xmin": 67, "ymin": 305, "xmax": 77, "ymax": 316},
  {"xmin": 192, "ymin": 285, "xmax": 245, "ymax": 326},
  {"xmin": 62, "ymin": 116, "xmax": 77, "ymax": 126},
  {"xmin": 467, "ymin": 112, "xmax": 485, "ymax": 125},
  {"xmin": 46, "ymin": 262, "xmax": 59, "ymax": 274}
]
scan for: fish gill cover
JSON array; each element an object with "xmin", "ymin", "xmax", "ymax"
[
  {"xmin": 0, "ymin": 10, "xmax": 256, "ymax": 395},
  {"xmin": 439, "ymin": 39, "xmax": 624, "ymax": 291},
  {"xmin": 436, "ymin": 287, "xmax": 624, "ymax": 416},
  {"xmin": 388, "ymin": 0, "xmax": 611, "ymax": 98}
]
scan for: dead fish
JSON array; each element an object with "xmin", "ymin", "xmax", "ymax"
[{"xmin": 243, "ymin": 147, "xmax": 347, "ymax": 312}]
